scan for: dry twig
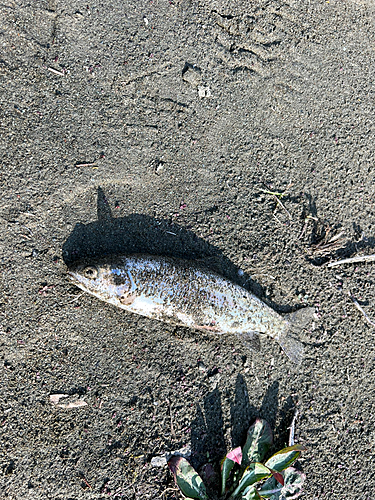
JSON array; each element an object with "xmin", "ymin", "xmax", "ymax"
[
  {"xmin": 69, "ymin": 293, "xmax": 83, "ymax": 303},
  {"xmin": 328, "ymin": 253, "xmax": 375, "ymax": 268},
  {"xmin": 309, "ymin": 228, "xmax": 346, "ymax": 257},
  {"xmin": 160, "ymin": 487, "xmax": 179, "ymax": 499},
  {"xmin": 260, "ymin": 181, "xmax": 293, "ymax": 221},
  {"xmin": 288, "ymin": 409, "xmax": 299, "ymax": 447},
  {"xmin": 298, "ymin": 215, "xmax": 318, "ymax": 239},
  {"xmin": 272, "ymin": 194, "xmax": 292, "ymax": 219},
  {"xmin": 348, "ymin": 291, "xmax": 375, "ymax": 328},
  {"xmin": 47, "ymin": 67, "xmax": 65, "ymax": 76}
]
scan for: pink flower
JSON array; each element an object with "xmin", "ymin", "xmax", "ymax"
[{"xmin": 226, "ymin": 446, "xmax": 242, "ymax": 465}]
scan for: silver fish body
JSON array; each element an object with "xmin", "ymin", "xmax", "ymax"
[{"xmin": 67, "ymin": 254, "xmax": 304, "ymax": 363}]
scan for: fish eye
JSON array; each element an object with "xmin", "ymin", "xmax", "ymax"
[{"xmin": 83, "ymin": 266, "xmax": 98, "ymax": 279}]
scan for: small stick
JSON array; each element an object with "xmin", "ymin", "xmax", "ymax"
[
  {"xmin": 272, "ymin": 212, "xmax": 284, "ymax": 225},
  {"xmin": 272, "ymin": 194, "xmax": 292, "ymax": 219},
  {"xmin": 69, "ymin": 293, "xmax": 83, "ymax": 303},
  {"xmin": 80, "ymin": 476, "xmax": 91, "ymax": 489},
  {"xmin": 288, "ymin": 409, "xmax": 299, "ymax": 447},
  {"xmin": 47, "ymin": 67, "xmax": 65, "ymax": 76},
  {"xmin": 75, "ymin": 162, "xmax": 97, "ymax": 167},
  {"xmin": 260, "ymin": 180, "xmax": 294, "ymax": 198},
  {"xmin": 260, "ymin": 184, "xmax": 293, "ymax": 219},
  {"xmin": 298, "ymin": 219, "xmax": 308, "ymax": 240},
  {"xmin": 298, "ymin": 215, "xmax": 318, "ymax": 239},
  {"xmin": 21, "ymin": 225, "xmax": 34, "ymax": 237},
  {"xmin": 328, "ymin": 254, "xmax": 375, "ymax": 268},
  {"xmin": 348, "ymin": 291, "xmax": 375, "ymax": 328},
  {"xmin": 260, "ymin": 189, "xmax": 286, "ymax": 197},
  {"xmin": 160, "ymin": 487, "xmax": 179, "ymax": 499},
  {"xmin": 166, "ymin": 399, "xmax": 176, "ymax": 439},
  {"xmin": 327, "ymin": 231, "xmax": 346, "ymax": 244}
]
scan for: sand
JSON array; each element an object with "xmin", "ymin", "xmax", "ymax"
[{"xmin": 1, "ymin": 0, "xmax": 375, "ymax": 498}]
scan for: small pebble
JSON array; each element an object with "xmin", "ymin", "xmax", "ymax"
[
  {"xmin": 151, "ymin": 456, "xmax": 167, "ymax": 468},
  {"xmin": 155, "ymin": 163, "xmax": 164, "ymax": 175},
  {"xmin": 197, "ymin": 361, "xmax": 206, "ymax": 371},
  {"xmin": 198, "ymin": 85, "xmax": 211, "ymax": 98}
]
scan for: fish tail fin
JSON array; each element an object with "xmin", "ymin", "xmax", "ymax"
[
  {"xmin": 276, "ymin": 331, "xmax": 304, "ymax": 365},
  {"xmin": 277, "ymin": 307, "xmax": 315, "ymax": 364}
]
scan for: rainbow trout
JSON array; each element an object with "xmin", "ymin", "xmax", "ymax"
[{"xmin": 67, "ymin": 254, "xmax": 308, "ymax": 363}]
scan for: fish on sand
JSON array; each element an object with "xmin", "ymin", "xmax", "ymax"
[{"xmin": 68, "ymin": 254, "xmax": 310, "ymax": 364}]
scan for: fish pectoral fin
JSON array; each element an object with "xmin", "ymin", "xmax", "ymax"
[{"xmin": 236, "ymin": 331, "xmax": 261, "ymax": 353}]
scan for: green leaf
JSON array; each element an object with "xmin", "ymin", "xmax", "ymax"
[
  {"xmin": 168, "ymin": 456, "xmax": 208, "ymax": 500},
  {"xmin": 264, "ymin": 445, "xmax": 306, "ymax": 473},
  {"xmin": 221, "ymin": 458, "xmax": 235, "ymax": 496},
  {"xmin": 230, "ymin": 462, "xmax": 271, "ymax": 498},
  {"xmin": 221, "ymin": 447, "xmax": 242, "ymax": 496},
  {"xmin": 258, "ymin": 467, "xmax": 306, "ymax": 500},
  {"xmin": 242, "ymin": 485, "xmax": 262, "ymax": 500},
  {"xmin": 279, "ymin": 467, "xmax": 306, "ymax": 499},
  {"xmin": 265, "ymin": 488, "xmax": 282, "ymax": 500},
  {"xmin": 242, "ymin": 419, "xmax": 273, "ymax": 465},
  {"xmin": 258, "ymin": 476, "xmax": 281, "ymax": 499}
]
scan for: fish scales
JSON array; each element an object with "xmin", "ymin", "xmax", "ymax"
[{"xmin": 67, "ymin": 254, "xmax": 306, "ymax": 363}]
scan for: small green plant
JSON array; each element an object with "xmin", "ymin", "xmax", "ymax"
[{"xmin": 168, "ymin": 418, "xmax": 306, "ymax": 500}]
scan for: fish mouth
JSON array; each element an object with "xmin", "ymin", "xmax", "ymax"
[{"xmin": 66, "ymin": 271, "xmax": 77, "ymax": 282}]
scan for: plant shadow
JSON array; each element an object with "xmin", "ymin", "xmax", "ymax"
[{"xmin": 190, "ymin": 375, "xmax": 298, "ymax": 493}]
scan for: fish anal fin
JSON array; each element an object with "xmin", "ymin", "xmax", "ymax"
[{"xmin": 236, "ymin": 331, "xmax": 261, "ymax": 352}]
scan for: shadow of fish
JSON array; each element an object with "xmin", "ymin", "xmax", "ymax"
[{"xmin": 67, "ymin": 254, "xmax": 311, "ymax": 364}]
